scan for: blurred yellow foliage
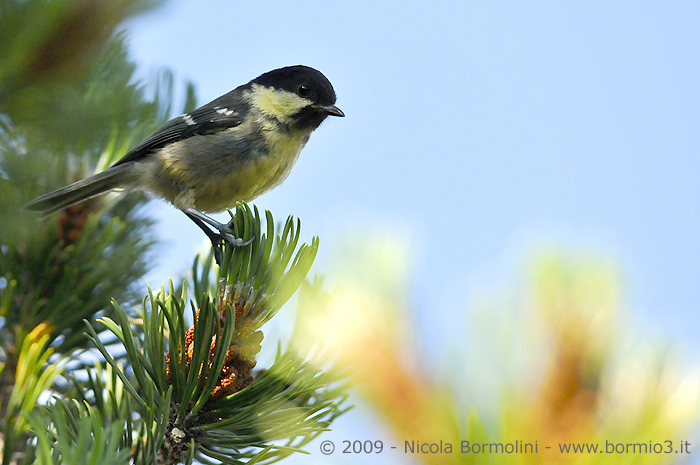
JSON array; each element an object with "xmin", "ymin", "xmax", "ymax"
[{"xmin": 294, "ymin": 239, "xmax": 700, "ymax": 465}]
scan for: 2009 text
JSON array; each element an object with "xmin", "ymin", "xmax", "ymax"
[{"xmin": 342, "ymin": 440, "xmax": 383, "ymax": 454}]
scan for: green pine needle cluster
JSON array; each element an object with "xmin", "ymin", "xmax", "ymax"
[
  {"xmin": 84, "ymin": 206, "xmax": 347, "ymax": 465},
  {"xmin": 29, "ymin": 362, "xmax": 135, "ymax": 465}
]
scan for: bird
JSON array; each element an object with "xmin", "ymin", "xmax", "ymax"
[{"xmin": 25, "ymin": 65, "xmax": 343, "ymax": 260}]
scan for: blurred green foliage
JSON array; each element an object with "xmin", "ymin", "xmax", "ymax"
[{"xmin": 0, "ymin": 0, "xmax": 189, "ymax": 461}]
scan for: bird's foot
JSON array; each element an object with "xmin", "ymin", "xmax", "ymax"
[
  {"xmin": 217, "ymin": 228, "xmax": 254, "ymax": 248},
  {"xmin": 182, "ymin": 207, "xmax": 254, "ymax": 265}
]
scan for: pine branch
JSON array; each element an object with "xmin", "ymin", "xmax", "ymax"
[{"xmin": 81, "ymin": 205, "xmax": 347, "ymax": 465}]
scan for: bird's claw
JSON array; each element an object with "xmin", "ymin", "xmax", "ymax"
[
  {"xmin": 221, "ymin": 231, "xmax": 254, "ymax": 247},
  {"xmin": 211, "ymin": 232, "xmax": 253, "ymax": 266}
]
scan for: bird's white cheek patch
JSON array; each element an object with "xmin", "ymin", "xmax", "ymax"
[{"xmin": 248, "ymin": 84, "xmax": 310, "ymax": 123}]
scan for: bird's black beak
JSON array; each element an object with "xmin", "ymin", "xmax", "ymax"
[{"xmin": 316, "ymin": 104, "xmax": 344, "ymax": 117}]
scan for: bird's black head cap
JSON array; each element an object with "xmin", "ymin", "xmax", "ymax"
[{"xmin": 252, "ymin": 65, "xmax": 338, "ymax": 106}]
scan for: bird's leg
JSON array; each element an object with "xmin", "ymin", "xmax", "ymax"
[
  {"xmin": 182, "ymin": 208, "xmax": 253, "ymax": 265},
  {"xmin": 182, "ymin": 207, "xmax": 253, "ymax": 246},
  {"xmin": 182, "ymin": 210, "xmax": 224, "ymax": 265}
]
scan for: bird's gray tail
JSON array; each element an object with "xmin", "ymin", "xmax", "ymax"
[{"xmin": 24, "ymin": 164, "xmax": 134, "ymax": 216}]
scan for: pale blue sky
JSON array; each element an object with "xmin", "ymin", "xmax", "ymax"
[{"xmin": 125, "ymin": 1, "xmax": 699, "ymax": 461}]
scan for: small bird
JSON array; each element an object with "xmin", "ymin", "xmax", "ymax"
[{"xmin": 25, "ymin": 65, "xmax": 343, "ymax": 258}]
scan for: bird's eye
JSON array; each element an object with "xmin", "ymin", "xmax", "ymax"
[{"xmin": 297, "ymin": 84, "xmax": 311, "ymax": 97}]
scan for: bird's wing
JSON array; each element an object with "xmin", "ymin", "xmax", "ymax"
[{"xmin": 112, "ymin": 102, "xmax": 245, "ymax": 166}]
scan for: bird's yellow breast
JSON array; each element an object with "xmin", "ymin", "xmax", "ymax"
[{"xmin": 186, "ymin": 127, "xmax": 310, "ymax": 212}]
